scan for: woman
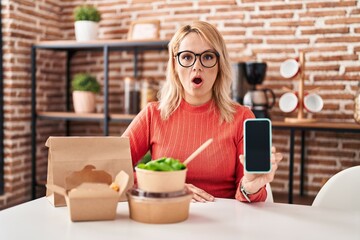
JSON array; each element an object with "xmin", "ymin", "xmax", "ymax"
[{"xmin": 122, "ymin": 21, "xmax": 282, "ymax": 202}]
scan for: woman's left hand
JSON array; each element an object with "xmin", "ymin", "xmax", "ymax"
[
  {"xmin": 185, "ymin": 183, "xmax": 215, "ymax": 203},
  {"xmin": 239, "ymin": 147, "xmax": 283, "ymax": 194}
]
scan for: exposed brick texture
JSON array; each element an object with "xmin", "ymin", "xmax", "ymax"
[{"xmin": 1, "ymin": 0, "xmax": 360, "ymax": 208}]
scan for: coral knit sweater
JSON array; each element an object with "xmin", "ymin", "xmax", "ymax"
[{"xmin": 122, "ymin": 99, "xmax": 267, "ymax": 202}]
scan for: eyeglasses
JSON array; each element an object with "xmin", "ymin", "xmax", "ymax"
[{"xmin": 176, "ymin": 50, "xmax": 220, "ymax": 68}]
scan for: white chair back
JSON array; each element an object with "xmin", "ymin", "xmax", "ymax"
[{"xmin": 312, "ymin": 166, "xmax": 360, "ymax": 212}]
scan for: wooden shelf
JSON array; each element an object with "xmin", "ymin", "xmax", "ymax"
[
  {"xmin": 34, "ymin": 39, "xmax": 170, "ymax": 51},
  {"xmin": 110, "ymin": 113, "xmax": 136, "ymax": 122},
  {"xmin": 37, "ymin": 111, "xmax": 136, "ymax": 124},
  {"xmin": 272, "ymin": 120, "xmax": 360, "ymax": 132}
]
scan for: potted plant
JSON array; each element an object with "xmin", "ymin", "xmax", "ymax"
[
  {"xmin": 73, "ymin": 5, "xmax": 101, "ymax": 41},
  {"xmin": 71, "ymin": 73, "xmax": 101, "ymax": 113}
]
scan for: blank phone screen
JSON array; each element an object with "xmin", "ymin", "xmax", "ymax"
[{"xmin": 245, "ymin": 120, "xmax": 271, "ymax": 172}]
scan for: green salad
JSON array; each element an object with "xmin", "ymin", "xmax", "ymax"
[{"xmin": 137, "ymin": 157, "xmax": 186, "ymax": 171}]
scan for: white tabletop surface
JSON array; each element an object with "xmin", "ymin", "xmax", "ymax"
[{"xmin": 0, "ymin": 197, "xmax": 359, "ymax": 240}]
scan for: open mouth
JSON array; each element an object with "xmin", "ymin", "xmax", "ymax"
[{"xmin": 192, "ymin": 77, "xmax": 203, "ymax": 85}]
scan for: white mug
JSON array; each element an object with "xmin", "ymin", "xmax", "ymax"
[
  {"xmin": 279, "ymin": 92, "xmax": 324, "ymax": 113},
  {"xmin": 304, "ymin": 93, "xmax": 323, "ymax": 113},
  {"xmin": 279, "ymin": 92, "xmax": 299, "ymax": 113},
  {"xmin": 280, "ymin": 59, "xmax": 300, "ymax": 79}
]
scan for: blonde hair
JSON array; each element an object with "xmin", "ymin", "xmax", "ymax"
[{"xmin": 158, "ymin": 21, "xmax": 236, "ymax": 123}]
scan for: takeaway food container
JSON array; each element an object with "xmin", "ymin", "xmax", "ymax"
[
  {"xmin": 127, "ymin": 188, "xmax": 193, "ymax": 224},
  {"xmin": 135, "ymin": 167, "xmax": 187, "ymax": 193}
]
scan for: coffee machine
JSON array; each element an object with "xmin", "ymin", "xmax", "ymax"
[
  {"xmin": 232, "ymin": 62, "xmax": 275, "ymax": 119},
  {"xmin": 231, "ymin": 62, "xmax": 250, "ymax": 104}
]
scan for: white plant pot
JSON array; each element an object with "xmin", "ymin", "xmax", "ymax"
[
  {"xmin": 72, "ymin": 91, "xmax": 96, "ymax": 113},
  {"xmin": 74, "ymin": 21, "xmax": 99, "ymax": 42}
]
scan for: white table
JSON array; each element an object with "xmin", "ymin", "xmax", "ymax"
[{"xmin": 0, "ymin": 198, "xmax": 359, "ymax": 240}]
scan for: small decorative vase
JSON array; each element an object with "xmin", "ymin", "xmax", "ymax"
[
  {"xmin": 74, "ymin": 21, "xmax": 99, "ymax": 42},
  {"xmin": 72, "ymin": 91, "xmax": 96, "ymax": 113}
]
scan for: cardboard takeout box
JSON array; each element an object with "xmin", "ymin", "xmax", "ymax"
[{"xmin": 47, "ymin": 165, "xmax": 129, "ymax": 222}]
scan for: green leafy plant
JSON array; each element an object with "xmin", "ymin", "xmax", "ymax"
[
  {"xmin": 137, "ymin": 157, "xmax": 186, "ymax": 171},
  {"xmin": 73, "ymin": 5, "xmax": 101, "ymax": 22},
  {"xmin": 139, "ymin": 152, "xmax": 152, "ymax": 164},
  {"xmin": 71, "ymin": 73, "xmax": 101, "ymax": 93}
]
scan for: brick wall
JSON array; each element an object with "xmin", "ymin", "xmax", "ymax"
[
  {"xmin": 1, "ymin": 0, "xmax": 360, "ymax": 209},
  {"xmin": 0, "ymin": 0, "xmax": 66, "ymax": 209}
]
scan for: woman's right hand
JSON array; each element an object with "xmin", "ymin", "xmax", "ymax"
[
  {"xmin": 185, "ymin": 183, "xmax": 215, "ymax": 203},
  {"xmin": 239, "ymin": 146, "xmax": 283, "ymax": 194}
]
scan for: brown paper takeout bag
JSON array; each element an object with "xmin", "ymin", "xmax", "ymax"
[{"xmin": 45, "ymin": 136, "xmax": 134, "ymax": 207}]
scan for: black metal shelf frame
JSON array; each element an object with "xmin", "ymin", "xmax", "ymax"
[
  {"xmin": 273, "ymin": 124, "xmax": 360, "ymax": 204},
  {"xmin": 31, "ymin": 40, "xmax": 169, "ymax": 199}
]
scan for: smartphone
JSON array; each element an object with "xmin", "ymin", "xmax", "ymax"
[{"xmin": 244, "ymin": 118, "xmax": 272, "ymax": 173}]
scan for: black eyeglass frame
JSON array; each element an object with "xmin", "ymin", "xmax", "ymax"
[{"xmin": 175, "ymin": 50, "xmax": 220, "ymax": 68}]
